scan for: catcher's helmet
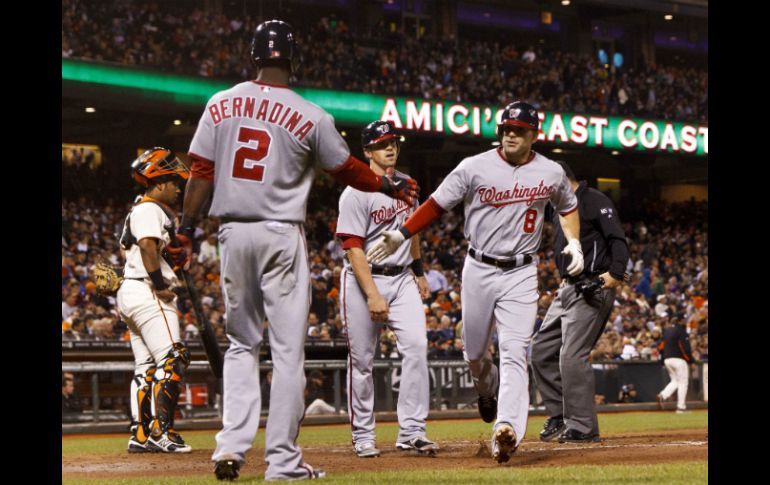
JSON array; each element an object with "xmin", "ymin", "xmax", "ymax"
[
  {"xmin": 251, "ymin": 19, "xmax": 300, "ymax": 73},
  {"xmin": 131, "ymin": 147, "xmax": 189, "ymax": 188},
  {"xmin": 362, "ymin": 121, "xmax": 399, "ymax": 149},
  {"xmin": 497, "ymin": 101, "xmax": 539, "ymax": 136}
]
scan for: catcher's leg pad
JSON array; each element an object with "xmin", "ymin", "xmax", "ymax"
[
  {"xmin": 153, "ymin": 343, "xmax": 190, "ymax": 434},
  {"xmin": 131, "ymin": 366, "xmax": 157, "ymax": 443}
]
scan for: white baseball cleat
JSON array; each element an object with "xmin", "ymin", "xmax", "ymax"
[
  {"xmin": 492, "ymin": 424, "xmax": 517, "ymax": 464},
  {"xmin": 396, "ymin": 436, "xmax": 439, "ymax": 455},
  {"xmin": 354, "ymin": 441, "xmax": 381, "ymax": 458},
  {"xmin": 146, "ymin": 432, "xmax": 192, "ymax": 453}
]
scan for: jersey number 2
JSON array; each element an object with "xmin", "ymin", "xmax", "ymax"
[
  {"xmin": 233, "ymin": 127, "xmax": 271, "ymax": 182},
  {"xmin": 523, "ymin": 209, "xmax": 537, "ymax": 233}
]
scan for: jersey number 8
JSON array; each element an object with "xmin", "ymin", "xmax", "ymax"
[
  {"xmin": 523, "ymin": 209, "xmax": 537, "ymax": 233},
  {"xmin": 233, "ymin": 127, "xmax": 272, "ymax": 182}
]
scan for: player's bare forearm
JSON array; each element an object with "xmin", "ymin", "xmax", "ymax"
[
  {"xmin": 558, "ymin": 211, "xmax": 581, "ymax": 241},
  {"xmin": 410, "ymin": 234, "xmax": 422, "ymax": 259},
  {"xmin": 137, "ymin": 238, "xmax": 163, "ymax": 273},
  {"xmin": 182, "ymin": 177, "xmax": 213, "ymax": 220},
  {"xmin": 346, "ymin": 248, "xmax": 381, "ymax": 299}
]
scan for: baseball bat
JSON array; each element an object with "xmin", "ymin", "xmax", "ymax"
[
  {"xmin": 163, "ymin": 220, "xmax": 224, "ymax": 379},
  {"xmin": 181, "ymin": 269, "xmax": 224, "ymax": 379}
]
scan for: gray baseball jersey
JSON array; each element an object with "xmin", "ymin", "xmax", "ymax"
[
  {"xmin": 336, "ymin": 181, "xmax": 430, "ymax": 447},
  {"xmin": 190, "ymin": 81, "xmax": 348, "ymax": 479},
  {"xmin": 189, "ymin": 80, "xmax": 350, "ymax": 222},
  {"xmin": 432, "ymin": 149, "xmax": 577, "ymax": 257},
  {"xmin": 337, "ymin": 173, "xmax": 416, "ymax": 268},
  {"xmin": 429, "ymin": 148, "xmax": 577, "ymax": 449}
]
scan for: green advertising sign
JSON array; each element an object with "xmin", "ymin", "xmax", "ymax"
[{"xmin": 63, "ymin": 59, "xmax": 707, "ymax": 156}]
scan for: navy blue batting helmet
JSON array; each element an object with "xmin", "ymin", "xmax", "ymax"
[
  {"xmin": 251, "ymin": 20, "xmax": 300, "ymax": 72},
  {"xmin": 497, "ymin": 101, "xmax": 539, "ymax": 136},
  {"xmin": 361, "ymin": 121, "xmax": 399, "ymax": 149}
]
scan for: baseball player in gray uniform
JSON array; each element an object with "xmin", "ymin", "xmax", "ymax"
[
  {"xmin": 367, "ymin": 101, "xmax": 584, "ymax": 464},
  {"xmin": 336, "ymin": 121, "xmax": 438, "ymax": 459},
  {"xmin": 177, "ymin": 20, "xmax": 419, "ymax": 481}
]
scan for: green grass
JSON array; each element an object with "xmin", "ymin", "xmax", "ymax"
[
  {"xmin": 62, "ymin": 410, "xmax": 708, "ymax": 455},
  {"xmin": 62, "ymin": 461, "xmax": 707, "ymax": 485}
]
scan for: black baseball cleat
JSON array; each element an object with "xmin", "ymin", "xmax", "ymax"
[
  {"xmin": 539, "ymin": 416, "xmax": 566, "ymax": 442},
  {"xmin": 214, "ymin": 460, "xmax": 241, "ymax": 481},
  {"xmin": 478, "ymin": 394, "xmax": 498, "ymax": 423},
  {"xmin": 558, "ymin": 428, "xmax": 601, "ymax": 443}
]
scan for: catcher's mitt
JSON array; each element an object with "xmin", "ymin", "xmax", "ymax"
[{"xmin": 93, "ymin": 262, "xmax": 124, "ymax": 295}]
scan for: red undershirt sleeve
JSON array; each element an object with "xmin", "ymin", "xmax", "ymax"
[
  {"xmin": 337, "ymin": 234, "xmax": 365, "ymax": 250},
  {"xmin": 189, "ymin": 155, "xmax": 215, "ymax": 182},
  {"xmin": 402, "ymin": 197, "xmax": 446, "ymax": 237},
  {"xmin": 325, "ymin": 155, "xmax": 382, "ymax": 192}
]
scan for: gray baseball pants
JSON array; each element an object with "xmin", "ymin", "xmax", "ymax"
[
  {"xmin": 211, "ymin": 220, "xmax": 315, "ymax": 480},
  {"xmin": 340, "ymin": 268, "xmax": 430, "ymax": 446},
  {"xmin": 531, "ymin": 281, "xmax": 616, "ymax": 435}
]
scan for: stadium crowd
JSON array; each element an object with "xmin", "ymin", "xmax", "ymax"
[
  {"xmin": 62, "ymin": 0, "xmax": 707, "ymax": 122},
  {"xmin": 62, "ymin": 178, "xmax": 708, "ymax": 365}
]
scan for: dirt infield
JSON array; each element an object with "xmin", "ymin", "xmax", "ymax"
[{"xmin": 62, "ymin": 428, "xmax": 707, "ymax": 479}]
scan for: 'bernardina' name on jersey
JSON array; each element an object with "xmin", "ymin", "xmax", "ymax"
[
  {"xmin": 477, "ymin": 180, "xmax": 556, "ymax": 208},
  {"xmin": 207, "ymin": 96, "xmax": 315, "ymax": 141}
]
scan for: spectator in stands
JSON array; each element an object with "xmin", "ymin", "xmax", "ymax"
[
  {"xmin": 62, "ymin": 374, "xmax": 83, "ymax": 416},
  {"xmin": 62, "ymin": 293, "xmax": 79, "ymax": 321},
  {"xmin": 618, "ymin": 384, "xmax": 638, "ymax": 403},
  {"xmin": 198, "ymin": 233, "xmax": 219, "ymax": 264},
  {"xmin": 620, "ymin": 337, "xmax": 639, "ymax": 360},
  {"xmin": 307, "ymin": 312, "xmax": 321, "ymax": 339},
  {"xmin": 261, "ymin": 370, "xmax": 273, "ymax": 411},
  {"xmin": 425, "ymin": 263, "xmax": 449, "ymax": 298},
  {"xmin": 305, "ymin": 370, "xmax": 336, "ymax": 415}
]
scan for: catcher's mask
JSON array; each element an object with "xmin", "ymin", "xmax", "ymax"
[{"xmin": 131, "ymin": 147, "xmax": 190, "ymax": 187}]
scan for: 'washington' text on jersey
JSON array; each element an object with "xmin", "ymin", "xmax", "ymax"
[
  {"xmin": 478, "ymin": 180, "xmax": 556, "ymax": 208},
  {"xmin": 207, "ymin": 96, "xmax": 315, "ymax": 141},
  {"xmin": 370, "ymin": 199, "xmax": 412, "ymax": 224}
]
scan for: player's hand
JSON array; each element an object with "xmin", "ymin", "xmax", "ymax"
[
  {"xmin": 368, "ymin": 293, "xmax": 389, "ymax": 322},
  {"xmin": 155, "ymin": 288, "xmax": 177, "ymax": 303},
  {"xmin": 416, "ymin": 276, "xmax": 431, "ymax": 300},
  {"xmin": 165, "ymin": 241, "xmax": 189, "ymax": 271},
  {"xmin": 562, "ymin": 238, "xmax": 584, "ymax": 277},
  {"xmin": 366, "ymin": 230, "xmax": 406, "ymax": 264},
  {"xmin": 174, "ymin": 233, "xmax": 193, "ymax": 271},
  {"xmin": 380, "ymin": 168, "xmax": 420, "ymax": 206},
  {"xmin": 599, "ymin": 272, "xmax": 621, "ymax": 289}
]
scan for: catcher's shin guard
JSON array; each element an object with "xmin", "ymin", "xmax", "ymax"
[
  {"xmin": 130, "ymin": 366, "xmax": 157, "ymax": 443},
  {"xmin": 152, "ymin": 343, "xmax": 190, "ymax": 435}
]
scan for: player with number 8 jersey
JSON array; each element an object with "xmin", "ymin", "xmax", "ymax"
[{"xmin": 366, "ymin": 101, "xmax": 583, "ymax": 464}]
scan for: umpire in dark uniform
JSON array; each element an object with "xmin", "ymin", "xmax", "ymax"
[{"xmin": 531, "ymin": 161, "xmax": 629, "ymax": 443}]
